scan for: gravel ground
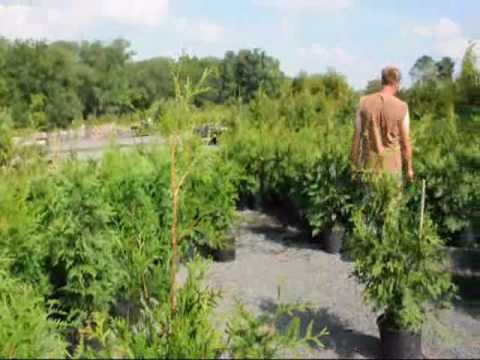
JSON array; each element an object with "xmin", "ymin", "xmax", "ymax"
[
  {"xmin": 37, "ymin": 134, "xmax": 479, "ymax": 358},
  {"xmin": 206, "ymin": 210, "xmax": 480, "ymax": 359},
  {"xmin": 47, "ymin": 135, "xmax": 164, "ymax": 161}
]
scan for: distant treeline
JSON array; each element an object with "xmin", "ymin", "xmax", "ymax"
[
  {"xmin": 0, "ymin": 37, "xmax": 478, "ymax": 129},
  {"xmin": 0, "ymin": 38, "xmax": 285, "ymax": 129}
]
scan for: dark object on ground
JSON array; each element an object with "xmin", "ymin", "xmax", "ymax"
[
  {"xmin": 237, "ymin": 192, "xmax": 263, "ymax": 211},
  {"xmin": 377, "ymin": 314, "xmax": 423, "ymax": 359},
  {"xmin": 449, "ymin": 222, "xmax": 480, "ymax": 249},
  {"xmin": 131, "ymin": 118, "xmax": 152, "ymax": 137},
  {"xmin": 194, "ymin": 123, "xmax": 228, "ymax": 145},
  {"xmin": 452, "ymin": 275, "xmax": 480, "ymax": 300},
  {"xmin": 211, "ymin": 245, "xmax": 236, "ymax": 262},
  {"xmin": 65, "ymin": 326, "xmax": 103, "ymax": 357},
  {"xmin": 447, "ymin": 246, "xmax": 480, "ymax": 278},
  {"xmin": 446, "ymin": 245, "xmax": 480, "ymax": 302},
  {"xmin": 322, "ymin": 226, "xmax": 345, "ymax": 254},
  {"xmin": 198, "ymin": 235, "xmax": 236, "ymax": 263}
]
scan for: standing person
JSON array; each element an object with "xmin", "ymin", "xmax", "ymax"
[{"xmin": 351, "ymin": 66, "xmax": 414, "ymax": 184}]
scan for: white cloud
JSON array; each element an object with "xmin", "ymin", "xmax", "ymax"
[
  {"xmin": 0, "ymin": 0, "xmax": 227, "ymax": 51},
  {"xmin": 413, "ymin": 17, "xmax": 473, "ymax": 59},
  {"xmin": 284, "ymin": 44, "xmax": 394, "ymax": 89},
  {"xmin": 97, "ymin": 0, "xmax": 169, "ymax": 27},
  {"xmin": 0, "ymin": 0, "xmax": 170, "ymax": 40},
  {"xmin": 297, "ymin": 44, "xmax": 356, "ymax": 66},
  {"xmin": 171, "ymin": 18, "xmax": 225, "ymax": 45},
  {"xmin": 254, "ymin": 0, "xmax": 353, "ymax": 12},
  {"xmin": 412, "ymin": 25, "xmax": 433, "ymax": 38},
  {"xmin": 0, "ymin": 5, "xmax": 66, "ymax": 39}
]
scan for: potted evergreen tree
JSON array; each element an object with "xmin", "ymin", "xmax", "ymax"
[
  {"xmin": 303, "ymin": 152, "xmax": 353, "ymax": 254},
  {"xmin": 205, "ymin": 228, "xmax": 237, "ymax": 263},
  {"xmin": 183, "ymin": 150, "xmax": 240, "ymax": 263},
  {"xmin": 349, "ymin": 178, "xmax": 454, "ymax": 359}
]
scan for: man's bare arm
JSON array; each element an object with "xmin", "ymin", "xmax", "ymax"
[{"xmin": 399, "ymin": 109, "xmax": 414, "ymax": 180}]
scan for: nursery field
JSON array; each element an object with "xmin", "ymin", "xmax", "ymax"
[
  {"xmin": 0, "ymin": 41, "xmax": 479, "ymax": 359},
  {"xmin": 207, "ymin": 210, "xmax": 480, "ymax": 359},
  {"xmin": 1, "ymin": 93, "xmax": 479, "ymax": 358}
]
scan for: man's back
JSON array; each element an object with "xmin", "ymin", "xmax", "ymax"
[
  {"xmin": 360, "ymin": 93, "xmax": 407, "ymax": 150},
  {"xmin": 355, "ymin": 93, "xmax": 410, "ymax": 178},
  {"xmin": 351, "ymin": 66, "xmax": 414, "ymax": 182}
]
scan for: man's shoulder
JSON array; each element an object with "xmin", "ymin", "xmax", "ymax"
[
  {"xmin": 360, "ymin": 93, "xmax": 376, "ymax": 102},
  {"xmin": 359, "ymin": 93, "xmax": 376, "ymax": 107},
  {"xmin": 389, "ymin": 96, "xmax": 408, "ymax": 109},
  {"xmin": 361, "ymin": 93, "xmax": 407, "ymax": 105},
  {"xmin": 359, "ymin": 93, "xmax": 408, "ymax": 115},
  {"xmin": 359, "ymin": 93, "xmax": 385, "ymax": 111}
]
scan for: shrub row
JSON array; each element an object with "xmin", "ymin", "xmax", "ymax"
[
  {"xmin": 222, "ymin": 112, "xmax": 480, "ymax": 248},
  {"xmin": 0, "ymin": 145, "xmax": 239, "ymax": 356}
]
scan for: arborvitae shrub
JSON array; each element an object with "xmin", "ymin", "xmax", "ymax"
[
  {"xmin": 35, "ymin": 160, "xmax": 127, "ymax": 320},
  {"xmin": 349, "ymin": 176, "xmax": 455, "ymax": 331},
  {"xmin": 0, "ymin": 269, "xmax": 67, "ymax": 358},
  {"xmin": 99, "ymin": 149, "xmax": 172, "ymax": 304}
]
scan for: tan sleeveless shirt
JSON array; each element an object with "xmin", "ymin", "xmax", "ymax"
[{"xmin": 357, "ymin": 93, "xmax": 409, "ymax": 176}]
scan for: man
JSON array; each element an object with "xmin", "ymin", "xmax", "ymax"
[{"xmin": 351, "ymin": 66, "xmax": 414, "ymax": 183}]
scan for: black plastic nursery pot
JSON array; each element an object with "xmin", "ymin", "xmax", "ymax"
[
  {"xmin": 452, "ymin": 274, "xmax": 480, "ymax": 300},
  {"xmin": 237, "ymin": 192, "xmax": 254, "ymax": 210},
  {"xmin": 445, "ymin": 245, "xmax": 480, "ymax": 300},
  {"xmin": 377, "ymin": 314, "xmax": 423, "ymax": 360},
  {"xmin": 447, "ymin": 246, "xmax": 480, "ymax": 276},
  {"xmin": 237, "ymin": 192, "xmax": 262, "ymax": 211},
  {"xmin": 322, "ymin": 226, "xmax": 345, "ymax": 254},
  {"xmin": 450, "ymin": 223, "xmax": 480, "ymax": 248},
  {"xmin": 200, "ymin": 235, "xmax": 236, "ymax": 263},
  {"xmin": 211, "ymin": 244, "xmax": 236, "ymax": 262}
]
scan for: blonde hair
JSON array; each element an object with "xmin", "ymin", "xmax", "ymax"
[{"xmin": 381, "ymin": 66, "xmax": 402, "ymax": 86}]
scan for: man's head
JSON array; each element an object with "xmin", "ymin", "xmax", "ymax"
[{"xmin": 381, "ymin": 66, "xmax": 402, "ymax": 94}]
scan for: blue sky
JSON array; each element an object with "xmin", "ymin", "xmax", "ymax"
[{"xmin": 0, "ymin": 0, "xmax": 478, "ymax": 89}]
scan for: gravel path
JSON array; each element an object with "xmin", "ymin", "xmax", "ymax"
[
  {"xmin": 48, "ymin": 135, "xmax": 164, "ymax": 161},
  {"xmin": 206, "ymin": 210, "xmax": 480, "ymax": 359}
]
